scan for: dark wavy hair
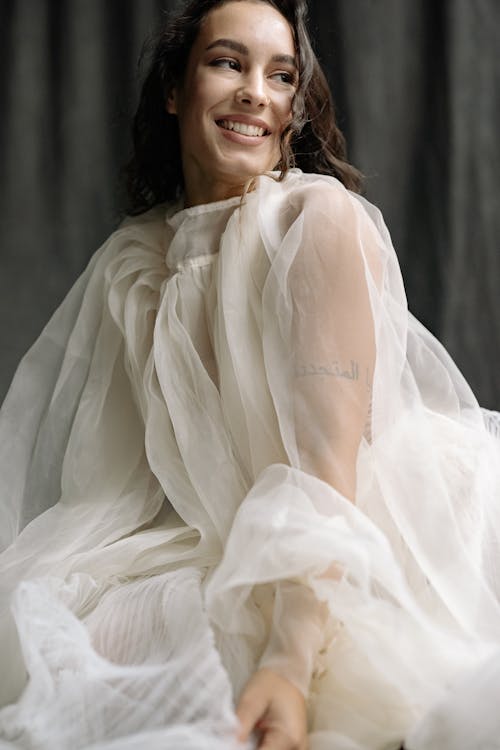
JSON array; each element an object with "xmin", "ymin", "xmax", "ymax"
[{"xmin": 124, "ymin": 0, "xmax": 363, "ymax": 215}]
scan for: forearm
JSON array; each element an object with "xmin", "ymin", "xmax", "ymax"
[{"xmin": 257, "ymin": 578, "xmax": 330, "ymax": 697}]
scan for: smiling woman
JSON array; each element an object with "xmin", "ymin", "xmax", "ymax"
[
  {"xmin": 164, "ymin": 2, "xmax": 297, "ymax": 205},
  {"xmin": 125, "ymin": 0, "xmax": 362, "ymax": 215},
  {"xmin": 1, "ymin": 1, "xmax": 500, "ymax": 750}
]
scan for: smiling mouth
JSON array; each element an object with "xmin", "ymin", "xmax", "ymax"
[{"xmin": 216, "ymin": 119, "xmax": 270, "ymax": 137}]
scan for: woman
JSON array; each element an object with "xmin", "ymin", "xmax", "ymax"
[{"xmin": 1, "ymin": 1, "xmax": 500, "ymax": 749}]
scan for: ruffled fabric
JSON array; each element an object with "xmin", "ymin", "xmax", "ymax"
[{"xmin": 1, "ymin": 170, "xmax": 500, "ymax": 749}]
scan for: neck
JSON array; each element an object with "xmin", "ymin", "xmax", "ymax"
[
  {"xmin": 184, "ymin": 180, "xmax": 258, "ymax": 208},
  {"xmin": 182, "ymin": 164, "xmax": 258, "ymax": 208}
]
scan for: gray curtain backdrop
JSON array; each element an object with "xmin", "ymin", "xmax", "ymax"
[{"xmin": 1, "ymin": 0, "xmax": 499, "ymax": 407}]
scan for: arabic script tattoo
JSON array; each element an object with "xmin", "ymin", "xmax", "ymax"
[
  {"xmin": 295, "ymin": 359, "xmax": 373, "ymax": 393},
  {"xmin": 294, "ymin": 360, "xmax": 365, "ymax": 383}
]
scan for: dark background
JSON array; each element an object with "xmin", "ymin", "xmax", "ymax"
[{"xmin": 1, "ymin": 1, "xmax": 499, "ymax": 406}]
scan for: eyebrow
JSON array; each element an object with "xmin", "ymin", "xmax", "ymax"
[{"xmin": 206, "ymin": 38, "xmax": 297, "ymax": 68}]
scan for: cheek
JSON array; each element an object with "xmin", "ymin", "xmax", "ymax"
[
  {"xmin": 275, "ymin": 94, "xmax": 294, "ymax": 130},
  {"xmin": 191, "ymin": 72, "xmax": 227, "ymax": 113},
  {"xmin": 178, "ymin": 79, "xmax": 212, "ymax": 125}
]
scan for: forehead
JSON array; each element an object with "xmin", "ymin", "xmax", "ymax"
[{"xmin": 195, "ymin": 1, "xmax": 295, "ymax": 55}]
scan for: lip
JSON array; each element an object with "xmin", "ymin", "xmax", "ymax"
[
  {"xmin": 215, "ymin": 113, "xmax": 272, "ymax": 133},
  {"xmin": 216, "ymin": 125, "xmax": 270, "ymax": 147}
]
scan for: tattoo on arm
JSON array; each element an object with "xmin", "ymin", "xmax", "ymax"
[
  {"xmin": 295, "ymin": 360, "xmax": 360, "ymax": 380},
  {"xmin": 295, "ymin": 360, "xmax": 370, "ymax": 385}
]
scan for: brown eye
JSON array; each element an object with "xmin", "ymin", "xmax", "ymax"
[
  {"xmin": 211, "ymin": 58, "xmax": 241, "ymax": 71},
  {"xmin": 271, "ymin": 71, "xmax": 296, "ymax": 85}
]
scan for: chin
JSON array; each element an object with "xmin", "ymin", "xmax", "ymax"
[{"xmin": 222, "ymin": 155, "xmax": 280, "ymax": 182}]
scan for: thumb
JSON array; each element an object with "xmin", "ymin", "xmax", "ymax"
[{"xmin": 236, "ymin": 692, "xmax": 268, "ymax": 742}]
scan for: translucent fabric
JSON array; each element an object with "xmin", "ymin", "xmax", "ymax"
[{"xmin": 1, "ymin": 169, "xmax": 500, "ymax": 749}]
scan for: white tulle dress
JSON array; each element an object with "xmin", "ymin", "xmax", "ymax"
[{"xmin": 1, "ymin": 169, "xmax": 500, "ymax": 750}]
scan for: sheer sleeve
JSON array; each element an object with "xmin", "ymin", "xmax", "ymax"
[
  {"xmin": 255, "ymin": 180, "xmax": 381, "ymax": 691},
  {"xmin": 207, "ymin": 175, "xmax": 385, "ymax": 696},
  {"xmin": 285, "ymin": 182, "xmax": 378, "ymax": 499},
  {"xmin": 256, "ymin": 580, "xmax": 330, "ymax": 695}
]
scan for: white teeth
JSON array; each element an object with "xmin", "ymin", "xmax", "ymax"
[{"xmin": 219, "ymin": 120, "xmax": 267, "ymax": 137}]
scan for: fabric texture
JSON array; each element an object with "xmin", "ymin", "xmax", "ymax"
[{"xmin": 1, "ymin": 170, "xmax": 500, "ymax": 749}]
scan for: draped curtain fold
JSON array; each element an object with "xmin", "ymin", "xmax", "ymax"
[{"xmin": 1, "ymin": 0, "xmax": 499, "ymax": 406}]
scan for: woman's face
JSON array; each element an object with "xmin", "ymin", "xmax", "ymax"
[{"xmin": 167, "ymin": 0, "xmax": 297, "ymax": 206}]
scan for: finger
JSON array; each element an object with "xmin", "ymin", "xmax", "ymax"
[
  {"xmin": 236, "ymin": 692, "xmax": 268, "ymax": 742},
  {"xmin": 259, "ymin": 726, "xmax": 294, "ymax": 750}
]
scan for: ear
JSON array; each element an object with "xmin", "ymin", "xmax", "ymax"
[{"xmin": 166, "ymin": 87, "xmax": 178, "ymax": 115}]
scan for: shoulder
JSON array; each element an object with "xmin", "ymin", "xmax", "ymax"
[
  {"xmin": 259, "ymin": 169, "xmax": 349, "ymax": 207},
  {"xmin": 256, "ymin": 170, "xmax": 384, "ymax": 247},
  {"xmin": 255, "ymin": 171, "xmax": 388, "ymax": 284},
  {"xmin": 257, "ymin": 170, "xmax": 380, "ymax": 234}
]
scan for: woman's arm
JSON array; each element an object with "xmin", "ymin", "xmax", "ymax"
[
  {"xmin": 236, "ymin": 180, "xmax": 380, "ymax": 748},
  {"xmin": 288, "ymin": 184, "xmax": 377, "ymax": 501}
]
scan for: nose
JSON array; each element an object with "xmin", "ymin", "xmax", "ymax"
[{"xmin": 235, "ymin": 71, "xmax": 270, "ymax": 108}]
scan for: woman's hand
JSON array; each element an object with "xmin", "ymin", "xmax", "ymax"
[{"xmin": 236, "ymin": 668, "xmax": 308, "ymax": 749}]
